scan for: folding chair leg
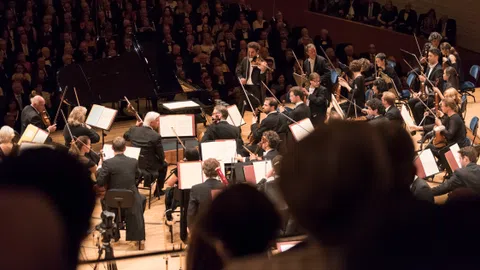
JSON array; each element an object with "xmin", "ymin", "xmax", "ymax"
[
  {"xmin": 148, "ymin": 187, "xmax": 152, "ymax": 209},
  {"xmin": 467, "ymin": 92, "xmax": 476, "ymax": 103}
]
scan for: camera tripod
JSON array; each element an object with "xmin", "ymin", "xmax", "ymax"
[{"xmin": 93, "ymin": 234, "xmax": 118, "ymax": 270}]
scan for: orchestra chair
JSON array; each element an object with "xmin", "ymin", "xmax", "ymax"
[
  {"xmin": 105, "ymin": 189, "xmax": 135, "ymax": 243},
  {"xmin": 460, "ymin": 65, "xmax": 479, "ymax": 103},
  {"xmin": 460, "ymin": 94, "xmax": 468, "ymax": 120},
  {"xmin": 469, "ymin": 116, "xmax": 479, "ymax": 145},
  {"xmin": 137, "ymin": 172, "xmax": 158, "ymax": 209}
]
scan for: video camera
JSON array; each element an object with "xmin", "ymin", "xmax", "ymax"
[{"xmin": 95, "ymin": 210, "xmax": 118, "ymax": 242}]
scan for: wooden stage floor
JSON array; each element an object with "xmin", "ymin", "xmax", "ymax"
[{"xmin": 46, "ymin": 89, "xmax": 480, "ymax": 269}]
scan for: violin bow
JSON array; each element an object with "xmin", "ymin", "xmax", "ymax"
[
  {"xmin": 73, "ymin": 87, "xmax": 80, "ymax": 106},
  {"xmin": 124, "ymin": 96, "xmax": 143, "ymax": 122},
  {"xmin": 261, "ymin": 81, "xmax": 282, "ymax": 105},
  {"xmin": 402, "ymin": 60, "xmax": 437, "ymax": 118},
  {"xmin": 237, "ymin": 77, "xmax": 257, "ymax": 116},
  {"xmin": 53, "ymin": 86, "xmax": 68, "ymax": 124},
  {"xmin": 413, "ymin": 33, "xmax": 423, "ymax": 58},
  {"xmin": 60, "ymin": 109, "xmax": 102, "ymax": 158},
  {"xmin": 171, "ymin": 127, "xmax": 187, "ymax": 150},
  {"xmin": 291, "ymin": 50, "xmax": 305, "ymax": 76}
]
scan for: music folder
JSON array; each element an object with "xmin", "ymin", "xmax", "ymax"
[
  {"xmin": 243, "ymin": 161, "xmax": 272, "ymax": 184},
  {"xmin": 159, "ymin": 114, "xmax": 196, "ymax": 137},
  {"xmin": 86, "ymin": 104, "xmax": 118, "ymax": 130},
  {"xmin": 177, "ymin": 161, "xmax": 226, "ymax": 189},
  {"xmin": 414, "ymin": 149, "xmax": 440, "ymax": 178},
  {"xmin": 444, "ymin": 143, "xmax": 462, "ymax": 172},
  {"xmin": 18, "ymin": 124, "xmax": 49, "ymax": 144},
  {"xmin": 330, "ymin": 94, "xmax": 345, "ymax": 119},
  {"xmin": 401, "ymin": 104, "xmax": 416, "ymax": 127},
  {"xmin": 201, "ymin": 139, "xmax": 237, "ymax": 164},
  {"xmin": 276, "ymin": 241, "xmax": 301, "ymax": 252},
  {"xmin": 226, "ymin": 105, "xmax": 246, "ymax": 127},
  {"xmin": 293, "ymin": 72, "xmax": 309, "ymax": 87},
  {"xmin": 289, "ymin": 118, "xmax": 314, "ymax": 142},
  {"xmin": 102, "ymin": 144, "xmax": 141, "ymax": 160}
]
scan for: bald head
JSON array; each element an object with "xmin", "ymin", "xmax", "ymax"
[{"xmin": 31, "ymin": 95, "xmax": 46, "ymax": 111}]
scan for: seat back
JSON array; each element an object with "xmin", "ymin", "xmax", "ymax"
[
  {"xmin": 470, "ymin": 65, "xmax": 479, "ymax": 81},
  {"xmin": 460, "ymin": 94, "xmax": 468, "ymax": 118},
  {"xmin": 406, "ymin": 73, "xmax": 416, "ymax": 88},
  {"xmin": 105, "ymin": 189, "xmax": 135, "ymax": 209},
  {"xmin": 365, "ymin": 88, "xmax": 374, "ymax": 101},
  {"xmin": 470, "ymin": 116, "xmax": 479, "ymax": 144}
]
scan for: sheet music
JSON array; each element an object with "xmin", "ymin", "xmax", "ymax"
[
  {"xmin": 159, "ymin": 114, "xmax": 195, "ymax": 137},
  {"xmin": 226, "ymin": 105, "xmax": 245, "ymax": 127},
  {"xmin": 331, "ymin": 94, "xmax": 345, "ymax": 119},
  {"xmin": 178, "ymin": 161, "xmax": 204, "ymax": 189},
  {"xmin": 32, "ymin": 129, "xmax": 49, "ymax": 144},
  {"xmin": 419, "ymin": 149, "xmax": 439, "ymax": 177},
  {"xmin": 289, "ymin": 118, "xmax": 314, "ymax": 142},
  {"xmin": 252, "ymin": 160, "xmax": 272, "ymax": 183},
  {"xmin": 96, "ymin": 107, "xmax": 117, "ymax": 130},
  {"xmin": 401, "ymin": 105, "xmax": 416, "ymax": 126},
  {"xmin": 449, "ymin": 143, "xmax": 462, "ymax": 169},
  {"xmin": 201, "ymin": 140, "xmax": 237, "ymax": 163},
  {"xmin": 86, "ymin": 105, "xmax": 103, "ymax": 127},
  {"xmin": 19, "ymin": 124, "xmax": 37, "ymax": 143},
  {"xmin": 102, "ymin": 144, "xmax": 141, "ymax": 160},
  {"xmin": 163, "ymin": 100, "xmax": 199, "ymax": 110},
  {"xmin": 276, "ymin": 241, "xmax": 300, "ymax": 252}
]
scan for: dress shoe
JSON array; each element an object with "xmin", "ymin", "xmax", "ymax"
[{"xmin": 137, "ymin": 240, "xmax": 145, "ymax": 250}]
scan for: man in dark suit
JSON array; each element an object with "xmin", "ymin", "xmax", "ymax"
[
  {"xmin": 201, "ymin": 105, "xmax": 243, "ymax": 149},
  {"xmin": 408, "ymin": 48, "xmax": 444, "ymax": 125},
  {"xmin": 96, "ymin": 137, "xmax": 146, "ymax": 249},
  {"xmin": 280, "ymin": 87, "xmax": 311, "ymax": 122},
  {"xmin": 187, "ymin": 158, "xmax": 224, "ymax": 227},
  {"xmin": 302, "ymin": 44, "xmax": 330, "ymax": 87},
  {"xmin": 237, "ymin": 42, "xmax": 267, "ymax": 107},
  {"xmin": 305, "ymin": 72, "xmax": 330, "ymax": 124},
  {"xmin": 375, "ymin": 53, "xmax": 402, "ymax": 95},
  {"xmin": 437, "ymin": 15, "xmax": 456, "ymax": 46},
  {"xmin": 396, "ymin": 3, "xmax": 417, "ymax": 34},
  {"xmin": 382, "ymin": 92, "xmax": 402, "ymax": 125},
  {"xmin": 21, "ymin": 95, "xmax": 57, "ymax": 135},
  {"xmin": 239, "ymin": 130, "xmax": 281, "ymax": 162},
  {"xmin": 124, "ymin": 111, "xmax": 167, "ymax": 187},
  {"xmin": 365, "ymin": 98, "xmax": 388, "ymax": 126},
  {"xmin": 431, "ymin": 146, "xmax": 480, "ymax": 196},
  {"xmin": 410, "ymin": 177, "xmax": 434, "ymax": 203},
  {"xmin": 251, "ymin": 97, "xmax": 288, "ymax": 144},
  {"xmin": 210, "ymin": 40, "xmax": 235, "ymax": 72},
  {"xmin": 361, "ymin": 0, "xmax": 381, "ymax": 25}
]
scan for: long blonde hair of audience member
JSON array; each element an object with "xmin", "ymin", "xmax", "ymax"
[
  {"xmin": 68, "ymin": 106, "xmax": 88, "ymax": 126},
  {"xmin": 0, "ymin": 125, "xmax": 15, "ymax": 158}
]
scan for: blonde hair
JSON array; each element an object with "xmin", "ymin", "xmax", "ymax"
[
  {"xmin": 0, "ymin": 125, "xmax": 15, "ymax": 144},
  {"xmin": 68, "ymin": 106, "xmax": 87, "ymax": 126},
  {"xmin": 444, "ymin": 89, "xmax": 461, "ymax": 105}
]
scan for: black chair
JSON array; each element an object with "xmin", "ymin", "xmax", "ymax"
[
  {"xmin": 460, "ymin": 65, "xmax": 479, "ymax": 103},
  {"xmin": 137, "ymin": 172, "xmax": 158, "ymax": 209},
  {"xmin": 105, "ymin": 189, "xmax": 134, "ymax": 239}
]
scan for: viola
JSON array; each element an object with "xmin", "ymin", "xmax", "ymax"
[{"xmin": 40, "ymin": 110, "xmax": 51, "ymax": 127}]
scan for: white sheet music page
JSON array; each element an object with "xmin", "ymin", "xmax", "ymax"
[
  {"xmin": 86, "ymin": 105, "xmax": 103, "ymax": 127},
  {"xmin": 159, "ymin": 115, "xmax": 195, "ymax": 137},
  {"xmin": 401, "ymin": 105, "xmax": 416, "ymax": 127},
  {"xmin": 449, "ymin": 143, "xmax": 462, "ymax": 168},
  {"xmin": 96, "ymin": 107, "xmax": 117, "ymax": 130},
  {"xmin": 289, "ymin": 118, "xmax": 314, "ymax": 142},
  {"xmin": 102, "ymin": 144, "xmax": 141, "ymax": 160},
  {"xmin": 201, "ymin": 140, "xmax": 237, "ymax": 163},
  {"xmin": 252, "ymin": 160, "xmax": 272, "ymax": 183},
  {"xmin": 226, "ymin": 105, "xmax": 245, "ymax": 127},
  {"xmin": 178, "ymin": 161, "xmax": 204, "ymax": 189},
  {"xmin": 32, "ymin": 129, "xmax": 49, "ymax": 144},
  {"xmin": 420, "ymin": 149, "xmax": 440, "ymax": 177},
  {"xmin": 331, "ymin": 94, "xmax": 345, "ymax": 119},
  {"xmin": 163, "ymin": 100, "xmax": 199, "ymax": 110}
]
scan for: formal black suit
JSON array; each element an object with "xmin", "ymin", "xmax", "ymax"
[
  {"xmin": 63, "ymin": 124, "xmax": 100, "ymax": 147},
  {"xmin": 431, "ymin": 163, "xmax": 480, "ymax": 196},
  {"xmin": 368, "ymin": 115, "xmax": 389, "ymax": 126},
  {"xmin": 437, "ymin": 19, "xmax": 457, "ymax": 46},
  {"xmin": 396, "ymin": 9, "xmax": 417, "ymax": 34},
  {"xmin": 306, "ymin": 86, "xmax": 330, "ymax": 124},
  {"xmin": 251, "ymin": 111, "xmax": 288, "ymax": 143},
  {"xmin": 361, "ymin": 1, "xmax": 381, "ymax": 24},
  {"xmin": 285, "ymin": 102, "xmax": 311, "ymax": 123},
  {"xmin": 124, "ymin": 126, "xmax": 167, "ymax": 186},
  {"xmin": 201, "ymin": 120, "xmax": 243, "ymax": 149},
  {"xmin": 97, "ymin": 154, "xmax": 146, "ymax": 241},
  {"xmin": 263, "ymin": 149, "xmax": 279, "ymax": 161},
  {"xmin": 236, "ymin": 57, "xmax": 265, "ymax": 105},
  {"xmin": 302, "ymin": 56, "xmax": 330, "ymax": 84},
  {"xmin": 187, "ymin": 178, "xmax": 224, "ymax": 227},
  {"xmin": 20, "ymin": 105, "xmax": 47, "ymax": 133},
  {"xmin": 411, "ymin": 178, "xmax": 434, "ymax": 203},
  {"xmin": 385, "ymin": 105, "xmax": 402, "ymax": 125}
]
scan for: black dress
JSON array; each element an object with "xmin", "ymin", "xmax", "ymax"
[{"xmin": 345, "ymin": 75, "xmax": 366, "ymax": 117}]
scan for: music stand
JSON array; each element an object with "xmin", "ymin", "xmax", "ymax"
[
  {"xmin": 400, "ymin": 49, "xmax": 422, "ymax": 71},
  {"xmin": 86, "ymin": 104, "xmax": 118, "ymax": 147},
  {"xmin": 159, "ymin": 114, "xmax": 196, "ymax": 162}
]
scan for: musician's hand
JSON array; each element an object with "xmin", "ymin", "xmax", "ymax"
[
  {"xmin": 409, "ymin": 125, "xmax": 420, "ymax": 131},
  {"xmin": 85, "ymin": 124, "xmax": 92, "ymax": 129},
  {"xmin": 437, "ymin": 110, "xmax": 444, "ymax": 118},
  {"xmin": 435, "ymin": 117, "xmax": 442, "ymax": 126},
  {"xmin": 135, "ymin": 120, "xmax": 143, "ymax": 127},
  {"xmin": 424, "ymin": 111, "xmax": 429, "ymax": 117},
  {"xmin": 420, "ymin": 57, "xmax": 427, "ymax": 64},
  {"xmin": 240, "ymin": 78, "xmax": 247, "ymax": 85},
  {"xmin": 419, "ymin": 75, "xmax": 426, "ymax": 82},
  {"xmin": 47, "ymin": 124, "xmax": 57, "ymax": 133},
  {"xmin": 413, "ymin": 92, "xmax": 420, "ymax": 99},
  {"xmin": 278, "ymin": 105, "xmax": 285, "ymax": 113},
  {"xmin": 249, "ymin": 153, "xmax": 258, "ymax": 161},
  {"xmin": 361, "ymin": 108, "xmax": 368, "ymax": 114},
  {"xmin": 433, "ymin": 86, "xmax": 441, "ymax": 94},
  {"xmin": 252, "ymin": 116, "xmax": 257, "ymax": 123},
  {"xmin": 235, "ymin": 154, "xmax": 245, "ymax": 162}
]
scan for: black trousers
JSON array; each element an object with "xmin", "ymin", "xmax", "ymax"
[
  {"xmin": 426, "ymin": 143, "xmax": 451, "ymax": 174},
  {"xmin": 241, "ymin": 84, "xmax": 262, "ymax": 110},
  {"xmin": 408, "ymin": 96, "xmax": 434, "ymax": 125}
]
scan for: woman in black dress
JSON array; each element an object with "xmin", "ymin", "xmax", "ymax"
[
  {"xmin": 338, "ymin": 59, "xmax": 366, "ymax": 117},
  {"xmin": 64, "ymin": 106, "xmax": 100, "ymax": 163},
  {"xmin": 69, "ymin": 135, "xmax": 99, "ymax": 180}
]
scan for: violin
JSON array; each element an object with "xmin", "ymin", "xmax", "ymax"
[
  {"xmin": 40, "ymin": 110, "xmax": 51, "ymax": 127},
  {"xmin": 432, "ymin": 93, "xmax": 447, "ymax": 148}
]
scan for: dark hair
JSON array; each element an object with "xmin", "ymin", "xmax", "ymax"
[
  {"xmin": 263, "ymin": 130, "xmax": 280, "ymax": 149},
  {"xmin": 366, "ymin": 98, "xmax": 385, "ymax": 114},
  {"xmin": 459, "ymin": 146, "xmax": 478, "ymax": 164},
  {"xmin": 214, "ymin": 105, "xmax": 228, "ymax": 120},
  {"xmin": 349, "ymin": 60, "xmax": 363, "ymax": 72},
  {"xmin": 279, "ymin": 122, "xmax": 392, "ymax": 246},
  {"xmin": 444, "ymin": 66, "xmax": 459, "ymax": 90},
  {"xmin": 69, "ymin": 136, "xmax": 90, "ymax": 156},
  {"xmin": 203, "ymin": 158, "xmax": 220, "ymax": 178},
  {"xmin": 264, "ymin": 97, "xmax": 278, "ymax": 109},
  {"xmin": 247, "ymin": 41, "xmax": 260, "ymax": 51},
  {"xmin": 112, "ymin": 137, "xmax": 126, "ymax": 152},
  {"xmin": 373, "ymin": 78, "xmax": 388, "ymax": 93},
  {"xmin": 0, "ymin": 148, "xmax": 95, "ymax": 270},
  {"xmin": 429, "ymin": 48, "xmax": 441, "ymax": 58},
  {"xmin": 185, "ymin": 148, "xmax": 200, "ymax": 161},
  {"xmin": 290, "ymin": 86, "xmax": 305, "ymax": 99},
  {"xmin": 375, "ymin": 53, "xmax": 386, "ymax": 61}
]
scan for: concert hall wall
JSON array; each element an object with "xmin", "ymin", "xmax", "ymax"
[{"xmin": 249, "ymin": 0, "xmax": 480, "ymax": 77}]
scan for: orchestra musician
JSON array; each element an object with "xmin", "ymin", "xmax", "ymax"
[
  {"xmin": 408, "ymin": 48, "xmax": 444, "ymax": 125},
  {"xmin": 440, "ymin": 42, "xmax": 463, "ymax": 83},
  {"xmin": 187, "ymin": 158, "xmax": 225, "ymax": 228},
  {"xmin": 69, "ymin": 135, "xmax": 99, "ymax": 181},
  {"xmin": 237, "ymin": 130, "xmax": 280, "ymax": 162},
  {"xmin": 338, "ymin": 60, "xmax": 366, "ymax": 116},
  {"xmin": 304, "ymin": 72, "xmax": 330, "ymax": 124},
  {"xmin": 375, "ymin": 53, "xmax": 402, "ymax": 93},
  {"xmin": 201, "ymin": 105, "xmax": 243, "ymax": 149},
  {"xmin": 279, "ymin": 87, "xmax": 311, "ymax": 122},
  {"xmin": 96, "ymin": 137, "xmax": 146, "ymax": 250},
  {"xmin": 372, "ymin": 78, "xmax": 388, "ymax": 98},
  {"xmin": 251, "ymin": 97, "xmax": 288, "ymax": 144},
  {"xmin": 21, "ymin": 95, "xmax": 57, "ymax": 137},
  {"xmin": 237, "ymin": 42, "xmax": 267, "ymax": 107},
  {"xmin": 124, "ymin": 111, "xmax": 167, "ymax": 189},
  {"xmin": 410, "ymin": 98, "xmax": 468, "ymax": 174},
  {"xmin": 303, "ymin": 44, "xmax": 330, "ymax": 85},
  {"xmin": 365, "ymin": 98, "xmax": 388, "ymax": 126},
  {"xmin": 63, "ymin": 106, "xmax": 100, "ymax": 147},
  {"xmin": 382, "ymin": 92, "xmax": 402, "ymax": 125}
]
